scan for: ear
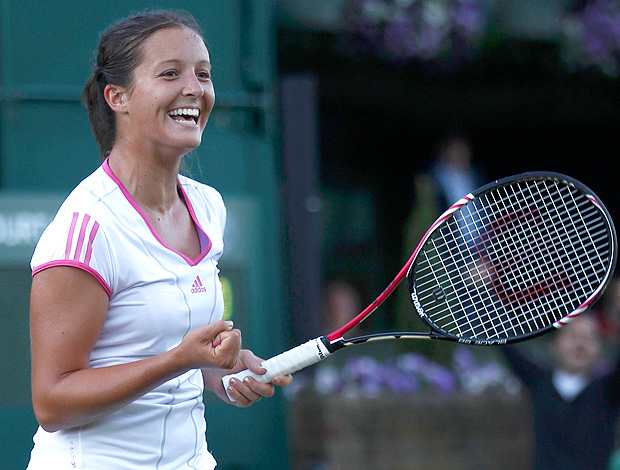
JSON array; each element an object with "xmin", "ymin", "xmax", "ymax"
[{"xmin": 103, "ymin": 84, "xmax": 128, "ymax": 113}]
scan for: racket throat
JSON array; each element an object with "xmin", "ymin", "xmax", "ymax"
[
  {"xmin": 323, "ymin": 335, "xmax": 344, "ymax": 353},
  {"xmin": 328, "ymin": 332, "xmax": 437, "ymax": 350}
]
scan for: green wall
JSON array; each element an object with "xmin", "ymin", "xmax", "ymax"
[{"xmin": 0, "ymin": 1, "xmax": 288, "ymax": 469}]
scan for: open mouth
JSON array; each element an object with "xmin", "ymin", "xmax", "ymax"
[{"xmin": 168, "ymin": 108, "xmax": 200, "ymax": 126}]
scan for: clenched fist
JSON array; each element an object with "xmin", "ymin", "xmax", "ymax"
[{"xmin": 175, "ymin": 320, "xmax": 242, "ymax": 370}]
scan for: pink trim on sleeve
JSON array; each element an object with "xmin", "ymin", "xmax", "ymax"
[{"xmin": 32, "ymin": 260, "xmax": 112, "ymax": 298}]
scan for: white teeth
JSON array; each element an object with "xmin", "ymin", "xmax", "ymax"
[{"xmin": 168, "ymin": 108, "xmax": 200, "ymax": 117}]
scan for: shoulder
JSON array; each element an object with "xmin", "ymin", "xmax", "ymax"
[
  {"xmin": 178, "ymin": 175, "xmax": 223, "ymax": 202},
  {"xmin": 58, "ymin": 165, "xmax": 121, "ymax": 217},
  {"xmin": 31, "ymin": 166, "xmax": 120, "ymax": 288},
  {"xmin": 38, "ymin": 166, "xmax": 121, "ymax": 244}
]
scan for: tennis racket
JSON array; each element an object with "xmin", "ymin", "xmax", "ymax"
[{"xmin": 223, "ymin": 172, "xmax": 617, "ymax": 400}]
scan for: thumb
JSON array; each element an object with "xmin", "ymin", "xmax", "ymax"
[{"xmin": 240, "ymin": 350, "xmax": 267, "ymax": 374}]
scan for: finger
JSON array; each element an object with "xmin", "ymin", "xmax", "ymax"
[
  {"xmin": 212, "ymin": 328, "xmax": 241, "ymax": 349},
  {"xmin": 242, "ymin": 376, "xmax": 275, "ymax": 399},
  {"xmin": 227, "ymin": 378, "xmax": 263, "ymax": 406},
  {"xmin": 210, "ymin": 321, "xmax": 235, "ymax": 347},
  {"xmin": 238, "ymin": 350, "xmax": 266, "ymax": 375},
  {"xmin": 212, "ymin": 330, "xmax": 242, "ymax": 369},
  {"xmin": 247, "ymin": 362, "xmax": 267, "ymax": 375},
  {"xmin": 224, "ymin": 382, "xmax": 252, "ymax": 407},
  {"xmin": 271, "ymin": 374, "xmax": 293, "ymax": 387}
]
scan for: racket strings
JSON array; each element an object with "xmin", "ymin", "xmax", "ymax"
[
  {"xmin": 411, "ymin": 178, "xmax": 613, "ymax": 341},
  {"xmin": 421, "ymin": 188, "xmax": 550, "ymax": 337},
  {"xmin": 488, "ymin": 182, "xmax": 566, "ymax": 332},
  {"xmin": 472, "ymin": 186, "xmax": 542, "ymax": 334},
  {"xmin": 469, "ymin": 188, "xmax": 535, "ymax": 336},
  {"xmin": 480, "ymin": 181, "xmax": 606, "ymax": 334},
  {"xmin": 496, "ymin": 182, "xmax": 594, "ymax": 330},
  {"xmin": 477, "ymin": 182, "xmax": 605, "ymax": 335}
]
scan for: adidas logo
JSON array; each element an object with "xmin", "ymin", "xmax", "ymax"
[{"xmin": 191, "ymin": 275, "xmax": 207, "ymax": 294}]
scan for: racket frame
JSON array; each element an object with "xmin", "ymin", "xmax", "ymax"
[{"xmin": 405, "ymin": 171, "xmax": 617, "ymax": 345}]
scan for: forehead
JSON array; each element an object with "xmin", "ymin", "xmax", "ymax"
[{"xmin": 139, "ymin": 26, "xmax": 210, "ymax": 65}]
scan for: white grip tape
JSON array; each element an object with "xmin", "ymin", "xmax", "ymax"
[{"xmin": 222, "ymin": 337, "xmax": 331, "ymax": 402}]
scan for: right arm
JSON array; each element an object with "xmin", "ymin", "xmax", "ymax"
[{"xmin": 30, "ymin": 266, "xmax": 241, "ymax": 432}]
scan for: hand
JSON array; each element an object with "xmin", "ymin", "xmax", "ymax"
[
  {"xmin": 175, "ymin": 320, "xmax": 242, "ymax": 370},
  {"xmin": 225, "ymin": 350, "xmax": 293, "ymax": 407}
]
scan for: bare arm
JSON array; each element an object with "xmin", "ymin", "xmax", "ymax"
[{"xmin": 30, "ymin": 266, "xmax": 241, "ymax": 432}]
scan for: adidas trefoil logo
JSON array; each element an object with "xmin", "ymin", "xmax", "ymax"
[{"xmin": 191, "ymin": 275, "xmax": 207, "ymax": 294}]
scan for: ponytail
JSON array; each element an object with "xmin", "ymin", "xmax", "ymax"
[{"xmin": 82, "ymin": 66, "xmax": 116, "ymax": 160}]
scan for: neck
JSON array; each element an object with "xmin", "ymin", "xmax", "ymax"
[{"xmin": 107, "ymin": 145, "xmax": 183, "ymax": 213}]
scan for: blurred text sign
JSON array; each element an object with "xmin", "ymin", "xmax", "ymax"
[{"xmin": 0, "ymin": 192, "xmax": 65, "ymax": 267}]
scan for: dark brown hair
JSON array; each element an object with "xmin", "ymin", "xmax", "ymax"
[{"xmin": 82, "ymin": 9, "xmax": 206, "ymax": 159}]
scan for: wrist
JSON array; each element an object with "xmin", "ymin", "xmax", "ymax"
[
  {"xmin": 201, "ymin": 367, "xmax": 228, "ymax": 396},
  {"xmin": 166, "ymin": 343, "xmax": 194, "ymax": 375}
]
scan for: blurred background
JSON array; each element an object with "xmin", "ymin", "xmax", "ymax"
[{"xmin": 2, "ymin": 0, "xmax": 620, "ymax": 469}]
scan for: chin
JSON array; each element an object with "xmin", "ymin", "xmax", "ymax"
[{"xmin": 174, "ymin": 137, "xmax": 203, "ymax": 153}]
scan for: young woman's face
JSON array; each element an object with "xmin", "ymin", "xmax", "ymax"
[{"xmin": 118, "ymin": 26, "xmax": 215, "ymax": 157}]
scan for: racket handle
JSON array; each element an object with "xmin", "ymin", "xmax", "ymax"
[{"xmin": 222, "ymin": 336, "xmax": 331, "ymax": 402}]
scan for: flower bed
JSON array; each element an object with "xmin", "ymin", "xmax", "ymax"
[
  {"xmin": 287, "ymin": 391, "xmax": 533, "ymax": 470},
  {"xmin": 286, "ymin": 347, "xmax": 533, "ymax": 469}
]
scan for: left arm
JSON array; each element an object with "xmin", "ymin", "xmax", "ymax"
[{"xmin": 202, "ymin": 349, "xmax": 293, "ymax": 407}]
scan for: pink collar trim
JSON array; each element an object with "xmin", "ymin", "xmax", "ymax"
[{"xmin": 102, "ymin": 158, "xmax": 211, "ymax": 266}]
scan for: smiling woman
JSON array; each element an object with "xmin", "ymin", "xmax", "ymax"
[
  {"xmin": 82, "ymin": 10, "xmax": 212, "ymax": 161},
  {"xmin": 25, "ymin": 9, "xmax": 291, "ymax": 470},
  {"xmin": 105, "ymin": 26, "xmax": 215, "ymax": 162}
]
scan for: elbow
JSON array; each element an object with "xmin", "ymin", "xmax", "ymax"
[
  {"xmin": 32, "ymin": 393, "xmax": 71, "ymax": 432},
  {"xmin": 33, "ymin": 403, "xmax": 64, "ymax": 433},
  {"xmin": 40, "ymin": 422, "xmax": 63, "ymax": 433},
  {"xmin": 32, "ymin": 386, "xmax": 113, "ymax": 432}
]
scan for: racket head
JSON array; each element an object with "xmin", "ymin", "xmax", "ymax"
[{"xmin": 407, "ymin": 172, "xmax": 617, "ymax": 345}]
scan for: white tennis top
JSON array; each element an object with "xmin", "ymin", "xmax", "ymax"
[{"xmin": 27, "ymin": 159, "xmax": 226, "ymax": 470}]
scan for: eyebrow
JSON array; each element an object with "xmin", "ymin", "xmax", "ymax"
[{"xmin": 155, "ymin": 59, "xmax": 211, "ymax": 68}]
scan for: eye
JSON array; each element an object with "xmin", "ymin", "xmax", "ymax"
[
  {"xmin": 161, "ymin": 70, "xmax": 178, "ymax": 78},
  {"xmin": 197, "ymin": 70, "xmax": 211, "ymax": 81}
]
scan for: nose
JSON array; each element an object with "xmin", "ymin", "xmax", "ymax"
[{"xmin": 182, "ymin": 73, "xmax": 205, "ymax": 98}]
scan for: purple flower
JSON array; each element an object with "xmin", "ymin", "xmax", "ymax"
[
  {"xmin": 343, "ymin": 355, "xmax": 385, "ymax": 397},
  {"xmin": 341, "ymin": 0, "xmax": 489, "ymax": 64},
  {"xmin": 384, "ymin": 357, "xmax": 421, "ymax": 394},
  {"xmin": 562, "ymin": 0, "xmax": 620, "ymax": 76},
  {"xmin": 314, "ymin": 365, "xmax": 344, "ymax": 395},
  {"xmin": 284, "ymin": 343, "xmax": 519, "ymax": 398},
  {"xmin": 452, "ymin": 0, "xmax": 486, "ymax": 39},
  {"xmin": 422, "ymin": 363, "xmax": 457, "ymax": 393},
  {"xmin": 383, "ymin": 369, "xmax": 420, "ymax": 394},
  {"xmin": 453, "ymin": 346, "xmax": 478, "ymax": 373},
  {"xmin": 396, "ymin": 352, "xmax": 429, "ymax": 373}
]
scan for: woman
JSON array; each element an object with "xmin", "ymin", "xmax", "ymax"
[{"xmin": 27, "ymin": 9, "xmax": 291, "ymax": 470}]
